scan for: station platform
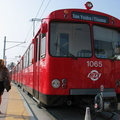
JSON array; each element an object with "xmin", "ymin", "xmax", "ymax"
[{"xmin": 0, "ymin": 83, "xmax": 30, "ymax": 120}]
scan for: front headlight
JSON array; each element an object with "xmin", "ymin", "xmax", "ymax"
[{"xmin": 52, "ymin": 79, "xmax": 60, "ymax": 88}]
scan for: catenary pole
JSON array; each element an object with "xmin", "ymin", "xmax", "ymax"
[
  {"xmin": 3, "ymin": 36, "xmax": 6, "ymax": 65},
  {"xmin": 3, "ymin": 36, "xmax": 25, "ymax": 66}
]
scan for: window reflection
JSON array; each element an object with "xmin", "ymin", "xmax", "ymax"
[
  {"xmin": 93, "ymin": 25, "xmax": 120, "ymax": 60},
  {"xmin": 50, "ymin": 22, "xmax": 92, "ymax": 58}
]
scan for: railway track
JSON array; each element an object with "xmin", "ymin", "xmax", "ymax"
[
  {"xmin": 20, "ymin": 90, "xmax": 120, "ymax": 120},
  {"xmin": 15, "ymin": 84, "xmax": 120, "ymax": 120},
  {"xmin": 47, "ymin": 106, "xmax": 120, "ymax": 120}
]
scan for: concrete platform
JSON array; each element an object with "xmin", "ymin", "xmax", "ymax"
[
  {"xmin": 1, "ymin": 82, "xmax": 119, "ymax": 120},
  {"xmin": 0, "ymin": 83, "xmax": 31, "ymax": 120}
]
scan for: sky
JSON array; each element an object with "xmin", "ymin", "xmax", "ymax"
[{"xmin": 0, "ymin": 0, "xmax": 120, "ymax": 65}]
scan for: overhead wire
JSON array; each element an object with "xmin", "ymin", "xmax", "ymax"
[
  {"xmin": 24, "ymin": 0, "xmax": 52, "ymax": 44},
  {"xmin": 24, "ymin": 0, "xmax": 52, "ymax": 43},
  {"xmin": 39, "ymin": 0, "xmax": 52, "ymax": 19},
  {"xmin": 35, "ymin": 0, "xmax": 45, "ymax": 18},
  {"xmin": 17, "ymin": 0, "xmax": 45, "ymax": 58},
  {"xmin": 17, "ymin": 0, "xmax": 52, "ymax": 64},
  {"xmin": 35, "ymin": 0, "xmax": 52, "ymax": 30},
  {"xmin": 23, "ymin": 25, "xmax": 33, "ymax": 43},
  {"xmin": 24, "ymin": 0, "xmax": 45, "ymax": 43}
]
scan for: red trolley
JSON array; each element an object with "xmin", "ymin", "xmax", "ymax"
[{"xmin": 12, "ymin": 2, "xmax": 120, "ymax": 112}]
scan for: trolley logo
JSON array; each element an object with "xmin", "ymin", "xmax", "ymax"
[{"xmin": 87, "ymin": 70, "xmax": 101, "ymax": 81}]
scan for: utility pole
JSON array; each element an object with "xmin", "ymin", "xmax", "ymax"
[
  {"xmin": 3, "ymin": 36, "xmax": 6, "ymax": 63},
  {"xmin": 3, "ymin": 36, "xmax": 25, "ymax": 66},
  {"xmin": 30, "ymin": 18, "xmax": 41, "ymax": 37}
]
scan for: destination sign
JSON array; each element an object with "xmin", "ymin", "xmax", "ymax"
[{"xmin": 72, "ymin": 12, "xmax": 109, "ymax": 23}]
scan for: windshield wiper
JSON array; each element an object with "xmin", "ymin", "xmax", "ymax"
[
  {"xmin": 54, "ymin": 43, "xmax": 77, "ymax": 60},
  {"xmin": 110, "ymin": 56, "xmax": 117, "ymax": 61}
]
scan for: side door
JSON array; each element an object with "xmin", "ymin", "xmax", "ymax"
[{"xmin": 33, "ymin": 36, "xmax": 40, "ymax": 99}]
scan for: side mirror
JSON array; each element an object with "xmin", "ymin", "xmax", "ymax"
[{"xmin": 41, "ymin": 23, "xmax": 47, "ymax": 33}]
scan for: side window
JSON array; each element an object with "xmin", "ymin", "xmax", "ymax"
[
  {"xmin": 29, "ymin": 44, "xmax": 33, "ymax": 65},
  {"xmin": 34, "ymin": 35, "xmax": 41, "ymax": 62},
  {"xmin": 18, "ymin": 63, "xmax": 20, "ymax": 72},
  {"xmin": 27, "ymin": 50, "xmax": 29, "ymax": 67},
  {"xmin": 38, "ymin": 34, "xmax": 41, "ymax": 60},
  {"xmin": 40, "ymin": 34, "xmax": 46, "ymax": 58},
  {"xmin": 23, "ymin": 54, "xmax": 26, "ymax": 68},
  {"xmin": 37, "ymin": 36, "xmax": 41, "ymax": 61},
  {"xmin": 23, "ymin": 49, "xmax": 29, "ymax": 68},
  {"xmin": 20, "ymin": 60, "xmax": 22, "ymax": 71},
  {"xmin": 35, "ymin": 38, "xmax": 38, "ymax": 62}
]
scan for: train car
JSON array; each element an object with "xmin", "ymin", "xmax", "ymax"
[{"xmin": 12, "ymin": 2, "xmax": 120, "ymax": 112}]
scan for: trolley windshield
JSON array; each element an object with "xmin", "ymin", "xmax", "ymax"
[
  {"xmin": 93, "ymin": 25, "xmax": 120, "ymax": 60},
  {"xmin": 50, "ymin": 22, "xmax": 120, "ymax": 60},
  {"xmin": 50, "ymin": 22, "xmax": 92, "ymax": 58}
]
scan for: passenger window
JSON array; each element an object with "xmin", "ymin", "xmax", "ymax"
[{"xmin": 41, "ymin": 37, "xmax": 46, "ymax": 58}]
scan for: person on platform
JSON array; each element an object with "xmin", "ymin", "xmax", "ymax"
[{"xmin": 0, "ymin": 59, "xmax": 11, "ymax": 113}]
